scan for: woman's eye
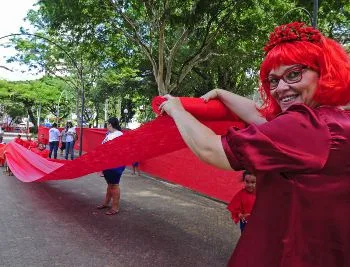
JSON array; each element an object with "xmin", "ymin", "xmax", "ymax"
[
  {"xmin": 286, "ymin": 70, "xmax": 301, "ymax": 80},
  {"xmin": 268, "ymin": 77, "xmax": 279, "ymax": 86}
]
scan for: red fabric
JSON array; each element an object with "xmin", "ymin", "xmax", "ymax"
[
  {"xmin": 22, "ymin": 140, "xmax": 38, "ymax": 149},
  {"xmin": 3, "ymin": 97, "xmax": 245, "ymax": 204},
  {"xmin": 38, "ymin": 137, "xmax": 48, "ymax": 145},
  {"xmin": 74, "ymin": 128, "xmax": 106, "ymax": 152},
  {"xmin": 5, "ymin": 142, "xmax": 63, "ymax": 182},
  {"xmin": 141, "ymin": 148, "xmax": 243, "ymax": 202},
  {"xmin": 28, "ymin": 141, "xmax": 39, "ymax": 150},
  {"xmin": 224, "ymin": 105, "xmax": 350, "ymax": 267},
  {"xmin": 14, "ymin": 138, "xmax": 24, "ymax": 146},
  {"xmin": 227, "ymin": 189, "xmax": 256, "ymax": 224},
  {"xmin": 37, "ymin": 126, "xmax": 243, "ymax": 201},
  {"xmin": 0, "ymin": 143, "xmax": 5, "ymax": 166},
  {"xmin": 29, "ymin": 147, "xmax": 50, "ymax": 158},
  {"xmin": 152, "ymin": 96, "xmax": 241, "ymax": 121}
]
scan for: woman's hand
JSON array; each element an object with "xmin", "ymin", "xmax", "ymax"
[
  {"xmin": 340, "ymin": 103, "xmax": 350, "ymax": 110},
  {"xmin": 200, "ymin": 89, "xmax": 219, "ymax": 103},
  {"xmin": 238, "ymin": 213, "xmax": 247, "ymax": 223},
  {"xmin": 159, "ymin": 94, "xmax": 185, "ymax": 117}
]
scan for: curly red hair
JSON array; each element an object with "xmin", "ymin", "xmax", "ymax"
[{"xmin": 259, "ymin": 22, "xmax": 350, "ymax": 119}]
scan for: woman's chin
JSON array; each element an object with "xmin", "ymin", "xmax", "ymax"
[{"xmin": 279, "ymin": 100, "xmax": 302, "ymax": 112}]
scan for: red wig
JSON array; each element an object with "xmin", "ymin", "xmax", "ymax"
[{"xmin": 259, "ymin": 22, "xmax": 350, "ymax": 119}]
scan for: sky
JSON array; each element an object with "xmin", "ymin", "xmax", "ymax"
[{"xmin": 0, "ymin": 0, "xmax": 41, "ymax": 81}]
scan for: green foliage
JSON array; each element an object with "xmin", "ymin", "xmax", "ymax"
[
  {"xmin": 0, "ymin": 76, "xmax": 74, "ymax": 126},
  {"xmin": 1, "ymin": 101, "xmax": 27, "ymax": 124},
  {"xmin": 2, "ymin": 0, "xmax": 348, "ymax": 126}
]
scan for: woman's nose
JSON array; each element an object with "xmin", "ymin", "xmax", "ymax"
[{"xmin": 275, "ymin": 79, "xmax": 290, "ymax": 92}]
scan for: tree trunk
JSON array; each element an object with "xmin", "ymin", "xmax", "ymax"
[
  {"xmin": 75, "ymin": 89, "xmax": 81, "ymax": 126},
  {"xmin": 27, "ymin": 108, "xmax": 36, "ymax": 128},
  {"xmin": 95, "ymin": 103, "xmax": 99, "ymax": 128}
]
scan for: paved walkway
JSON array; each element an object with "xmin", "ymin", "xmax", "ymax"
[{"xmin": 0, "ymin": 163, "xmax": 240, "ymax": 266}]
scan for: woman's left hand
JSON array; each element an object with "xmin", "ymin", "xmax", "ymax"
[
  {"xmin": 340, "ymin": 103, "xmax": 350, "ymax": 110},
  {"xmin": 159, "ymin": 94, "xmax": 185, "ymax": 117}
]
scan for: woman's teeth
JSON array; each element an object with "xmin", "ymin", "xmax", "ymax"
[{"xmin": 280, "ymin": 95, "xmax": 298, "ymax": 103}]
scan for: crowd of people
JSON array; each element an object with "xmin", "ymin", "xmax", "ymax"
[{"xmin": 10, "ymin": 121, "xmax": 77, "ymax": 160}]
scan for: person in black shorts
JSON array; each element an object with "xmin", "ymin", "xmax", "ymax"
[{"xmin": 96, "ymin": 117, "xmax": 125, "ymax": 215}]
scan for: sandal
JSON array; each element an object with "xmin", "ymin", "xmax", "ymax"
[
  {"xmin": 105, "ymin": 209, "xmax": 119, "ymax": 215},
  {"xmin": 96, "ymin": 204, "xmax": 110, "ymax": 210}
]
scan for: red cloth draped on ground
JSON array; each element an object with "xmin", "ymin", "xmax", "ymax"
[
  {"xmin": 0, "ymin": 143, "xmax": 6, "ymax": 166},
  {"xmin": 2, "ymin": 97, "xmax": 245, "ymax": 184},
  {"xmin": 29, "ymin": 147, "xmax": 50, "ymax": 158}
]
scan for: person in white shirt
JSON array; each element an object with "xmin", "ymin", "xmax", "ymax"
[
  {"xmin": 48, "ymin": 122, "xmax": 61, "ymax": 159},
  {"xmin": 65, "ymin": 121, "xmax": 76, "ymax": 160},
  {"xmin": 96, "ymin": 117, "xmax": 125, "ymax": 215}
]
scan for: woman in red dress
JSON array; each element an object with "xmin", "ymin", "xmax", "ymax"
[{"xmin": 160, "ymin": 22, "xmax": 350, "ymax": 267}]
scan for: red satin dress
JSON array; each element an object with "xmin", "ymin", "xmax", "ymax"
[{"xmin": 222, "ymin": 104, "xmax": 350, "ymax": 267}]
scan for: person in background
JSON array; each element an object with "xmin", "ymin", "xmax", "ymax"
[
  {"xmin": 97, "ymin": 117, "xmax": 125, "ymax": 215},
  {"xmin": 227, "ymin": 170, "xmax": 256, "ymax": 233},
  {"xmin": 14, "ymin": 134, "xmax": 24, "ymax": 146},
  {"xmin": 30, "ymin": 143, "xmax": 49, "ymax": 158},
  {"xmin": 65, "ymin": 121, "xmax": 76, "ymax": 160},
  {"xmin": 159, "ymin": 22, "xmax": 350, "ymax": 266},
  {"xmin": 60, "ymin": 127, "xmax": 67, "ymax": 155},
  {"xmin": 48, "ymin": 122, "xmax": 60, "ymax": 159},
  {"xmin": 38, "ymin": 133, "xmax": 48, "ymax": 148},
  {"xmin": 26, "ymin": 136, "xmax": 37, "ymax": 149},
  {"xmin": 132, "ymin": 162, "xmax": 140, "ymax": 176}
]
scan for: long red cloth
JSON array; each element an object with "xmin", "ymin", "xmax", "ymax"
[{"xmin": 2, "ymin": 97, "xmax": 245, "ymax": 188}]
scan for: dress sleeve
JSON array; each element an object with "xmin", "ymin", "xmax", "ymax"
[{"xmin": 221, "ymin": 104, "xmax": 330, "ymax": 173}]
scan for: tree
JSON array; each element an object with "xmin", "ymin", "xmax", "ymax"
[
  {"xmin": 0, "ymin": 77, "xmax": 70, "ymax": 129},
  {"xmin": 32, "ymin": 0, "xmax": 277, "ymax": 95}
]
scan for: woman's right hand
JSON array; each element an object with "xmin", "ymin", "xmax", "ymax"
[{"xmin": 200, "ymin": 89, "xmax": 219, "ymax": 103}]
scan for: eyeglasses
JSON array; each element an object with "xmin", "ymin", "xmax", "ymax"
[{"xmin": 267, "ymin": 65, "xmax": 307, "ymax": 90}]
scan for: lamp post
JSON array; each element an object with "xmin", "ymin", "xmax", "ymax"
[
  {"xmin": 0, "ymin": 32, "xmax": 85, "ymax": 155},
  {"xmin": 312, "ymin": 0, "xmax": 318, "ymax": 28},
  {"xmin": 56, "ymin": 90, "xmax": 68, "ymax": 124},
  {"xmin": 37, "ymin": 104, "xmax": 41, "ymax": 127},
  {"xmin": 123, "ymin": 108, "xmax": 128, "ymax": 128}
]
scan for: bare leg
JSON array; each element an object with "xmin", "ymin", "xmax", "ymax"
[
  {"xmin": 104, "ymin": 184, "xmax": 112, "ymax": 206},
  {"xmin": 110, "ymin": 184, "xmax": 120, "ymax": 211},
  {"xmin": 97, "ymin": 185, "xmax": 112, "ymax": 209}
]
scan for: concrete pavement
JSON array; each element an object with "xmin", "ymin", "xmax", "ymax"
[{"xmin": 0, "ymin": 164, "xmax": 240, "ymax": 266}]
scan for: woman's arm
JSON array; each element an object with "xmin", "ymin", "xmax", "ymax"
[
  {"xmin": 201, "ymin": 89, "xmax": 267, "ymax": 125},
  {"xmin": 160, "ymin": 95, "xmax": 232, "ymax": 170}
]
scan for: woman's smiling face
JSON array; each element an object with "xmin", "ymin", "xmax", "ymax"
[{"xmin": 268, "ymin": 64, "xmax": 319, "ymax": 112}]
